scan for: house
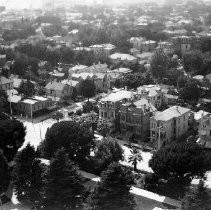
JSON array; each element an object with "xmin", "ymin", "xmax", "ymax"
[
  {"xmin": 15, "ymin": 96, "xmax": 53, "ymax": 118},
  {"xmin": 150, "ymin": 106, "xmax": 191, "ymax": 149},
  {"xmin": 0, "ymin": 54, "xmax": 6, "ymax": 67},
  {"xmin": 69, "ymin": 65, "xmax": 88, "ymax": 76},
  {"xmin": 193, "ymin": 75, "xmax": 204, "ymax": 83},
  {"xmin": 157, "ymin": 41, "xmax": 173, "ymax": 53},
  {"xmin": 45, "ymin": 81, "xmax": 73, "ymax": 101},
  {"xmin": 197, "ymin": 113, "xmax": 211, "ymax": 148},
  {"xmin": 0, "ymin": 76, "xmax": 13, "ymax": 91},
  {"xmin": 137, "ymin": 85, "xmax": 165, "ymax": 109},
  {"xmin": 98, "ymin": 89, "xmax": 137, "ymax": 120},
  {"xmin": 140, "ymin": 40, "xmax": 157, "ymax": 52},
  {"xmin": 119, "ymin": 98, "xmax": 156, "ymax": 142}
]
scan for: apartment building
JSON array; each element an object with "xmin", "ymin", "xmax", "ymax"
[
  {"xmin": 150, "ymin": 106, "xmax": 191, "ymax": 149},
  {"xmin": 119, "ymin": 98, "xmax": 156, "ymax": 142}
]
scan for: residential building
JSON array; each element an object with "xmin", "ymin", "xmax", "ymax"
[
  {"xmin": 45, "ymin": 81, "xmax": 73, "ymax": 101},
  {"xmin": 98, "ymin": 89, "xmax": 137, "ymax": 120},
  {"xmin": 15, "ymin": 96, "xmax": 53, "ymax": 118},
  {"xmin": 197, "ymin": 113, "xmax": 211, "ymax": 148},
  {"xmin": 157, "ymin": 41, "xmax": 173, "ymax": 53},
  {"xmin": 150, "ymin": 106, "xmax": 191, "ymax": 149},
  {"xmin": 0, "ymin": 76, "xmax": 13, "ymax": 91},
  {"xmin": 119, "ymin": 98, "xmax": 156, "ymax": 142},
  {"xmin": 137, "ymin": 85, "xmax": 165, "ymax": 109}
]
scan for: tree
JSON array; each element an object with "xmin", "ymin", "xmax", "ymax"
[
  {"xmin": 0, "ymin": 152, "xmax": 10, "ymax": 196},
  {"xmin": 13, "ymin": 144, "xmax": 45, "ymax": 208},
  {"xmin": 97, "ymin": 119, "xmax": 111, "ymax": 138},
  {"xmin": 44, "ymin": 148, "xmax": 84, "ymax": 209},
  {"xmin": 94, "ymin": 138, "xmax": 124, "ymax": 173},
  {"xmin": 79, "ymin": 79, "xmax": 96, "ymax": 101},
  {"xmin": 150, "ymin": 49, "xmax": 169, "ymax": 80},
  {"xmin": 0, "ymin": 119, "xmax": 26, "ymax": 161},
  {"xmin": 0, "ymin": 89, "xmax": 9, "ymax": 113},
  {"xmin": 52, "ymin": 111, "xmax": 63, "ymax": 122},
  {"xmin": 179, "ymin": 79, "xmax": 201, "ymax": 103},
  {"xmin": 183, "ymin": 50, "xmax": 203, "ymax": 74},
  {"xmin": 40, "ymin": 121, "xmax": 94, "ymax": 166},
  {"xmin": 87, "ymin": 162, "xmax": 135, "ymax": 210},
  {"xmin": 128, "ymin": 148, "xmax": 142, "ymax": 172},
  {"xmin": 182, "ymin": 179, "xmax": 211, "ymax": 210},
  {"xmin": 149, "ymin": 142, "xmax": 211, "ymax": 181},
  {"xmin": 18, "ymin": 80, "xmax": 35, "ymax": 98}
]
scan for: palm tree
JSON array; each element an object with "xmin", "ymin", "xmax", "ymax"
[{"xmin": 128, "ymin": 147, "xmax": 142, "ymax": 172}]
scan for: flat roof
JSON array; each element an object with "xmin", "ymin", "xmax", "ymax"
[{"xmin": 22, "ymin": 99, "xmax": 38, "ymax": 105}]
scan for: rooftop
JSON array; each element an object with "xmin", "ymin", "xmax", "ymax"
[
  {"xmin": 101, "ymin": 90, "xmax": 134, "ymax": 102},
  {"xmin": 45, "ymin": 81, "xmax": 66, "ymax": 91},
  {"xmin": 153, "ymin": 106, "xmax": 191, "ymax": 122},
  {"xmin": 110, "ymin": 53, "xmax": 137, "ymax": 61}
]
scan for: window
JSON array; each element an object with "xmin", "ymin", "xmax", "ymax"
[
  {"xmin": 104, "ymin": 112, "xmax": 107, "ymax": 118},
  {"xmin": 101, "ymin": 112, "xmax": 103, "ymax": 117}
]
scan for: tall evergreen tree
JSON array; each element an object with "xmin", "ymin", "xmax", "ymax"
[
  {"xmin": 13, "ymin": 144, "xmax": 45, "ymax": 208},
  {"xmin": 44, "ymin": 148, "xmax": 84, "ymax": 209},
  {"xmin": 88, "ymin": 162, "xmax": 135, "ymax": 210}
]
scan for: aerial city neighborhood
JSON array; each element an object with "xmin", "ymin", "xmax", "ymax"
[{"xmin": 0, "ymin": 0, "xmax": 211, "ymax": 209}]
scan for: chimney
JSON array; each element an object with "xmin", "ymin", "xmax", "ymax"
[{"xmin": 125, "ymin": 86, "xmax": 127, "ymax": 91}]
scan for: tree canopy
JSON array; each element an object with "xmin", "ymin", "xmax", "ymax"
[
  {"xmin": 44, "ymin": 148, "xmax": 84, "ymax": 209},
  {"xmin": 18, "ymin": 80, "xmax": 36, "ymax": 98},
  {"xmin": 149, "ymin": 142, "xmax": 211, "ymax": 181},
  {"xmin": 79, "ymin": 79, "xmax": 96, "ymax": 101},
  {"xmin": 0, "ymin": 152, "xmax": 10, "ymax": 194},
  {"xmin": 182, "ymin": 180, "xmax": 211, "ymax": 210},
  {"xmin": 13, "ymin": 144, "xmax": 45, "ymax": 208},
  {"xmin": 94, "ymin": 138, "xmax": 124, "ymax": 173},
  {"xmin": 179, "ymin": 79, "xmax": 201, "ymax": 103},
  {"xmin": 150, "ymin": 49, "xmax": 170, "ymax": 80},
  {"xmin": 40, "ymin": 121, "xmax": 94, "ymax": 166},
  {"xmin": 88, "ymin": 162, "xmax": 135, "ymax": 210},
  {"xmin": 0, "ymin": 119, "xmax": 26, "ymax": 161}
]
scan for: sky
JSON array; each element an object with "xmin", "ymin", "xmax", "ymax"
[{"xmin": 0, "ymin": 0, "xmax": 210, "ymax": 9}]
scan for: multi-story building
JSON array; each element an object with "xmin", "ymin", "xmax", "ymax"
[
  {"xmin": 172, "ymin": 36, "xmax": 200, "ymax": 54},
  {"xmin": 137, "ymin": 85, "xmax": 165, "ymax": 109},
  {"xmin": 98, "ymin": 89, "xmax": 137, "ymax": 120},
  {"xmin": 119, "ymin": 98, "xmax": 156, "ymax": 142},
  {"xmin": 0, "ymin": 76, "xmax": 13, "ymax": 91},
  {"xmin": 45, "ymin": 81, "xmax": 73, "ymax": 102},
  {"xmin": 130, "ymin": 37, "xmax": 146, "ymax": 50},
  {"xmin": 197, "ymin": 113, "xmax": 211, "ymax": 148},
  {"xmin": 150, "ymin": 106, "xmax": 191, "ymax": 149},
  {"xmin": 157, "ymin": 41, "xmax": 173, "ymax": 53}
]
